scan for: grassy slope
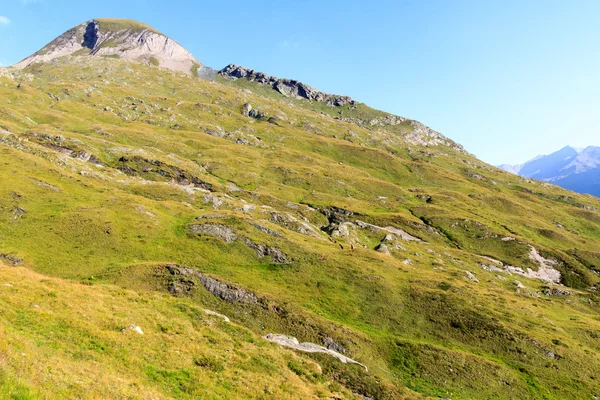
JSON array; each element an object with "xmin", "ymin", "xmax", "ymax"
[
  {"xmin": 0, "ymin": 264, "xmax": 354, "ymax": 399},
  {"xmin": 94, "ymin": 18, "xmax": 161, "ymax": 34},
  {"xmin": 0, "ymin": 57, "xmax": 599, "ymax": 399}
]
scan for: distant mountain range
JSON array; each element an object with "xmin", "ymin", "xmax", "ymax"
[{"xmin": 499, "ymin": 145, "xmax": 600, "ymax": 196}]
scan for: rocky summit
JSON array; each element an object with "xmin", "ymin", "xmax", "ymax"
[
  {"xmin": 13, "ymin": 19, "xmax": 205, "ymax": 76},
  {"xmin": 1, "ymin": 18, "xmax": 600, "ymax": 400}
]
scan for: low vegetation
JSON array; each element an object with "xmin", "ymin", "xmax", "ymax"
[{"xmin": 0, "ymin": 54, "xmax": 599, "ymax": 398}]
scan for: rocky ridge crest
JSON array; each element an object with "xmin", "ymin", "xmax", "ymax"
[{"xmin": 219, "ymin": 64, "xmax": 355, "ymax": 107}]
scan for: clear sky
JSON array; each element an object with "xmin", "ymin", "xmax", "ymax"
[{"xmin": 1, "ymin": 0, "xmax": 599, "ymax": 165}]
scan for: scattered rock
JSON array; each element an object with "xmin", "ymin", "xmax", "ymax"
[
  {"xmin": 544, "ymin": 351, "xmax": 559, "ymax": 358},
  {"xmin": 542, "ymin": 287, "xmax": 572, "ymax": 297},
  {"xmin": 135, "ymin": 205, "xmax": 156, "ymax": 217},
  {"xmin": 466, "ymin": 172, "xmax": 484, "ymax": 180},
  {"xmin": 526, "ymin": 246, "xmax": 561, "ymax": 284},
  {"xmin": 269, "ymin": 211, "xmax": 322, "ymax": 238},
  {"xmin": 249, "ymin": 222, "xmax": 282, "ymax": 237},
  {"xmin": 264, "ymin": 333, "xmax": 367, "ymax": 371},
  {"xmin": 11, "ymin": 208, "xmax": 26, "ymax": 219},
  {"xmin": 322, "ymin": 206, "xmax": 355, "ymax": 224},
  {"xmin": 382, "ymin": 234, "xmax": 396, "ymax": 242},
  {"xmin": 354, "ymin": 394, "xmax": 375, "ymax": 400},
  {"xmin": 242, "ymin": 238, "xmax": 290, "ymax": 263},
  {"xmin": 116, "ymin": 156, "xmax": 212, "ymax": 190},
  {"xmin": 196, "ymin": 214, "xmax": 226, "ymax": 220},
  {"xmin": 30, "ymin": 178, "xmax": 60, "ymax": 192},
  {"xmin": 167, "ymin": 279, "xmax": 196, "ymax": 295},
  {"xmin": 202, "ymin": 195, "xmax": 225, "ymax": 209},
  {"xmin": 203, "ymin": 309, "xmax": 230, "ymax": 323},
  {"xmin": 479, "ymin": 247, "xmax": 561, "ymax": 285},
  {"xmin": 0, "ymin": 254, "xmax": 23, "ymax": 266},
  {"xmin": 241, "ymin": 204, "xmax": 255, "ymax": 213},
  {"xmin": 354, "ymin": 220, "xmax": 421, "ymax": 241},
  {"xmin": 121, "ymin": 324, "xmax": 144, "ymax": 335},
  {"xmin": 375, "ymin": 244, "xmax": 391, "ymax": 255},
  {"xmin": 248, "ymin": 108, "xmax": 265, "ymax": 119},
  {"xmin": 268, "ymin": 116, "xmax": 282, "ymax": 125},
  {"xmin": 166, "ymin": 265, "xmax": 258, "ymax": 304},
  {"xmin": 322, "ymin": 337, "xmax": 346, "ymax": 354},
  {"xmin": 189, "ymin": 223, "xmax": 237, "ymax": 243},
  {"xmin": 241, "ymin": 102, "xmax": 252, "ymax": 117},
  {"xmin": 465, "ymin": 271, "xmax": 479, "ymax": 283},
  {"xmin": 330, "ymin": 222, "xmax": 355, "ymax": 239},
  {"xmin": 480, "ymin": 263, "xmax": 504, "ymax": 273}
]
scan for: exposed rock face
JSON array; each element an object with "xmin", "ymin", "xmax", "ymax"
[
  {"xmin": 189, "ymin": 223, "xmax": 238, "ymax": 243},
  {"xmin": 219, "ymin": 64, "xmax": 355, "ymax": 107},
  {"xmin": 0, "ymin": 254, "xmax": 23, "ymax": 266},
  {"xmin": 166, "ymin": 265, "xmax": 259, "ymax": 304},
  {"xmin": 13, "ymin": 19, "xmax": 211, "ymax": 78},
  {"xmin": 478, "ymin": 247, "xmax": 562, "ymax": 285},
  {"xmin": 264, "ymin": 333, "xmax": 367, "ymax": 371},
  {"xmin": 82, "ymin": 22, "xmax": 100, "ymax": 49},
  {"xmin": 242, "ymin": 238, "xmax": 290, "ymax": 264}
]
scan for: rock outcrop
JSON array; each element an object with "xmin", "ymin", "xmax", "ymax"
[
  {"xmin": 219, "ymin": 64, "xmax": 355, "ymax": 107},
  {"xmin": 264, "ymin": 333, "xmax": 367, "ymax": 371},
  {"xmin": 242, "ymin": 238, "xmax": 290, "ymax": 264},
  {"xmin": 166, "ymin": 265, "xmax": 259, "ymax": 304},
  {"xmin": 13, "ymin": 19, "xmax": 212, "ymax": 78},
  {"xmin": 189, "ymin": 223, "xmax": 238, "ymax": 243}
]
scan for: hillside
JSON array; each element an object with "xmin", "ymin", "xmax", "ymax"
[
  {"xmin": 0, "ymin": 264, "xmax": 358, "ymax": 399},
  {"xmin": 500, "ymin": 146, "xmax": 600, "ymax": 197},
  {"xmin": 1, "ymin": 19, "xmax": 600, "ymax": 399}
]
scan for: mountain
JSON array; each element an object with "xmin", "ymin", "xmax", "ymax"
[
  {"xmin": 13, "ymin": 19, "xmax": 210, "ymax": 77},
  {"xmin": 2, "ymin": 18, "xmax": 600, "ymax": 399},
  {"xmin": 501, "ymin": 145, "xmax": 600, "ymax": 196},
  {"xmin": 496, "ymin": 162, "xmax": 522, "ymax": 175}
]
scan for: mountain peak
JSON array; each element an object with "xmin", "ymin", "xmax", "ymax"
[
  {"xmin": 12, "ymin": 19, "xmax": 205, "ymax": 76},
  {"xmin": 558, "ymin": 145, "xmax": 578, "ymax": 153}
]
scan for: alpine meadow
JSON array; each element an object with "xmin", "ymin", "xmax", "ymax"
[{"xmin": 0, "ymin": 18, "xmax": 599, "ymax": 400}]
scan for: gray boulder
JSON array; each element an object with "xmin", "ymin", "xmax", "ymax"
[{"xmin": 189, "ymin": 223, "xmax": 237, "ymax": 243}]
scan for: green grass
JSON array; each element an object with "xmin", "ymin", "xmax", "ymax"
[
  {"xmin": 191, "ymin": 63, "xmax": 200, "ymax": 78},
  {"xmin": 94, "ymin": 18, "xmax": 160, "ymax": 35},
  {"xmin": 0, "ymin": 265, "xmax": 352, "ymax": 399},
  {"xmin": 0, "ymin": 54, "xmax": 600, "ymax": 398}
]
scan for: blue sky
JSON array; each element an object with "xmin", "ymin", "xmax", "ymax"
[{"xmin": 1, "ymin": 0, "xmax": 599, "ymax": 165}]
